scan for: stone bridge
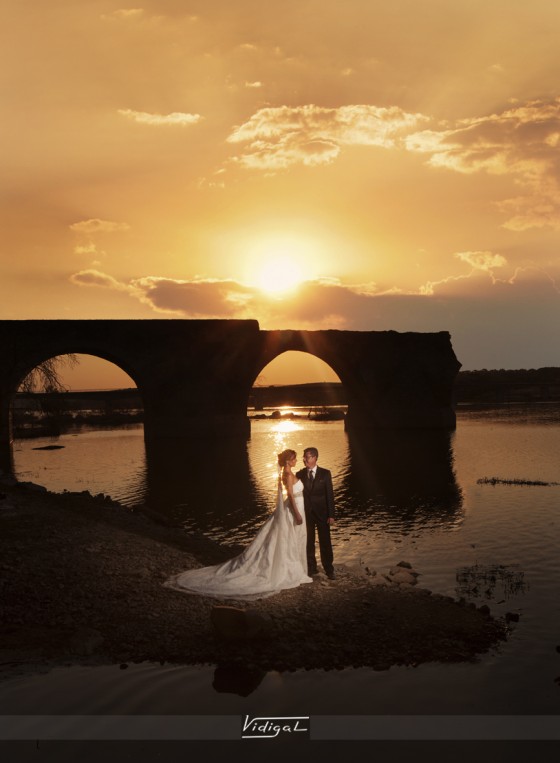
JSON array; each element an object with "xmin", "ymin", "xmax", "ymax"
[{"xmin": 0, "ymin": 320, "xmax": 461, "ymax": 466}]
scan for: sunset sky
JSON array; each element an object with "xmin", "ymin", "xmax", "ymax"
[{"xmin": 3, "ymin": 0, "xmax": 560, "ymax": 388}]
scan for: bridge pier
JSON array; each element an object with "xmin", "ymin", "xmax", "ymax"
[
  {"xmin": 256, "ymin": 328, "xmax": 460, "ymax": 431},
  {"xmin": 0, "ymin": 389, "xmax": 14, "ymax": 473}
]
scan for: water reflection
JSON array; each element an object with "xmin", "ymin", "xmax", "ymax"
[
  {"xmin": 141, "ymin": 424, "xmax": 463, "ymax": 546},
  {"xmin": 338, "ymin": 429, "xmax": 463, "ymax": 533},
  {"xmin": 212, "ymin": 662, "xmax": 266, "ymax": 697},
  {"xmin": 144, "ymin": 436, "xmax": 255, "ymax": 537}
]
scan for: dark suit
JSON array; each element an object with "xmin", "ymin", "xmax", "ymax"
[{"xmin": 296, "ymin": 465, "xmax": 335, "ymax": 576}]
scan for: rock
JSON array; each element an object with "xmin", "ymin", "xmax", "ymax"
[
  {"xmin": 389, "ymin": 565, "xmax": 419, "ymax": 578},
  {"xmin": 396, "ymin": 561, "xmax": 413, "ymax": 569},
  {"xmin": 505, "ymin": 612, "xmax": 520, "ymax": 623},
  {"xmin": 390, "ymin": 570, "xmax": 418, "ymax": 586},
  {"xmin": 0, "ymin": 474, "xmax": 17, "ymax": 487},
  {"xmin": 369, "ymin": 576, "xmax": 391, "ymax": 587},
  {"xmin": 210, "ymin": 605, "xmax": 269, "ymax": 640},
  {"xmin": 479, "ymin": 605, "xmax": 491, "ymax": 616}
]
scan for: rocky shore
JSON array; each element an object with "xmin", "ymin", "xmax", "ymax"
[{"xmin": 0, "ymin": 475, "xmax": 508, "ymax": 681}]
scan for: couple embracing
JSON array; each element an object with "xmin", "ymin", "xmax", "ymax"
[
  {"xmin": 164, "ymin": 447, "xmax": 336, "ymax": 600},
  {"xmin": 290, "ymin": 447, "xmax": 336, "ymax": 580}
]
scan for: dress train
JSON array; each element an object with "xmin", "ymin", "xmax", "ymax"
[{"xmin": 163, "ymin": 477, "xmax": 312, "ymax": 600}]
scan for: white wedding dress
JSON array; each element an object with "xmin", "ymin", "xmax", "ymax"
[{"xmin": 163, "ymin": 477, "xmax": 312, "ymax": 600}]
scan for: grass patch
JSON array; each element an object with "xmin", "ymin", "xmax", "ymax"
[{"xmin": 477, "ymin": 476, "xmax": 559, "ymax": 486}]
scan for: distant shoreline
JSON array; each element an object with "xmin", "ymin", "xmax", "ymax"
[{"xmin": 12, "ymin": 369, "xmax": 560, "ymax": 436}]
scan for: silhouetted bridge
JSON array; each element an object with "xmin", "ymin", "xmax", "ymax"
[{"xmin": 0, "ymin": 320, "xmax": 461, "ymax": 464}]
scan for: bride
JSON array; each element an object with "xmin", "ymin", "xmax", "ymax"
[{"xmin": 163, "ymin": 449, "xmax": 313, "ymax": 600}]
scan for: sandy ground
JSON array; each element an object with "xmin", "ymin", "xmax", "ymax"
[{"xmin": 0, "ymin": 475, "xmax": 508, "ymax": 681}]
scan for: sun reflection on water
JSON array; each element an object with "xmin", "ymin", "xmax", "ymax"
[
  {"xmin": 260, "ymin": 419, "xmax": 305, "ymax": 488},
  {"xmin": 270, "ymin": 419, "xmax": 302, "ymax": 434}
]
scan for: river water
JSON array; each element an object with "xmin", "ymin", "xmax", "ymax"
[{"xmin": 3, "ymin": 404, "xmax": 560, "ymax": 719}]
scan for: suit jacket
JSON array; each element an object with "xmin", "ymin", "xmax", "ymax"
[{"xmin": 296, "ymin": 465, "xmax": 335, "ymax": 520}]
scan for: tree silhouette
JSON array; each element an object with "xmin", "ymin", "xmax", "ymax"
[{"xmin": 19, "ymin": 354, "xmax": 79, "ymax": 394}]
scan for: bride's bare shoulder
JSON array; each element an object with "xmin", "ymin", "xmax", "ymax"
[{"xmin": 283, "ymin": 470, "xmax": 297, "ymax": 485}]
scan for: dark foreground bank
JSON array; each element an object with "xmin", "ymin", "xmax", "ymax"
[{"xmin": 0, "ymin": 476, "xmax": 508, "ymax": 680}]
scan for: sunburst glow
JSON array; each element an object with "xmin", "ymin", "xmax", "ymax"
[
  {"xmin": 243, "ymin": 234, "xmax": 321, "ymax": 296},
  {"xmin": 271, "ymin": 419, "xmax": 302, "ymax": 433},
  {"xmin": 256, "ymin": 258, "xmax": 304, "ymax": 294}
]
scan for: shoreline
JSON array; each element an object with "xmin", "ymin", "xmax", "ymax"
[{"xmin": 0, "ymin": 475, "xmax": 508, "ymax": 681}]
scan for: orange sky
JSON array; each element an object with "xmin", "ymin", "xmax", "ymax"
[{"xmin": 3, "ymin": 0, "xmax": 560, "ymax": 388}]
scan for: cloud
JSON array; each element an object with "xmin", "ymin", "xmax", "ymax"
[
  {"xmin": 118, "ymin": 109, "xmax": 202, "ymax": 126},
  {"xmin": 420, "ymin": 251, "xmax": 508, "ymax": 295},
  {"xmin": 67, "ymin": 264, "xmax": 560, "ymax": 366},
  {"xmin": 244, "ymin": 81, "xmax": 263, "ymax": 89},
  {"xmin": 110, "ymin": 9, "xmax": 144, "ymax": 19},
  {"xmin": 406, "ymin": 97, "xmax": 560, "ymax": 230},
  {"xmin": 224, "ymin": 97, "xmax": 560, "ymax": 226},
  {"xmin": 68, "ymin": 256, "xmax": 552, "ymax": 325},
  {"xmin": 73, "ymin": 243, "xmax": 98, "ymax": 255},
  {"xmin": 454, "ymin": 251, "xmax": 507, "ymax": 271},
  {"xmin": 69, "ymin": 219, "xmax": 130, "ymax": 234},
  {"xmin": 227, "ymin": 104, "xmax": 428, "ymax": 170},
  {"xmin": 128, "ymin": 276, "xmax": 256, "ymax": 317},
  {"xmin": 100, "ymin": 9, "xmax": 145, "ymax": 22},
  {"xmin": 69, "ymin": 269, "xmax": 129, "ymax": 290}
]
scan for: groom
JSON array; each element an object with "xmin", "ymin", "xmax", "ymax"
[{"xmin": 297, "ymin": 447, "xmax": 336, "ymax": 580}]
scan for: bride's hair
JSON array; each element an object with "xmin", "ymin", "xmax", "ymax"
[{"xmin": 277, "ymin": 448, "xmax": 296, "ymax": 467}]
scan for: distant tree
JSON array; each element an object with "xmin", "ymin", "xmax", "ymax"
[{"xmin": 19, "ymin": 354, "xmax": 79, "ymax": 394}]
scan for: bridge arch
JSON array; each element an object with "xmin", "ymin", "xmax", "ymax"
[
  {"xmin": 249, "ymin": 349, "xmax": 345, "ymax": 415},
  {"xmin": 253, "ymin": 329, "xmax": 460, "ymax": 430},
  {"xmin": 12, "ymin": 346, "xmax": 143, "ymax": 396},
  {"xmin": 0, "ymin": 320, "xmax": 461, "ymax": 472},
  {"xmin": 12, "ymin": 352, "xmax": 144, "ymax": 496}
]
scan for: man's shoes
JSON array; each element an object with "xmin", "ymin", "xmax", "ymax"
[
  {"xmin": 308, "ymin": 569, "xmax": 319, "ymax": 577},
  {"xmin": 326, "ymin": 570, "xmax": 336, "ymax": 580}
]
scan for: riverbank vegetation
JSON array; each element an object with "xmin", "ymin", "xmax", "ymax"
[{"xmin": 12, "ymin": 367, "xmax": 560, "ymax": 438}]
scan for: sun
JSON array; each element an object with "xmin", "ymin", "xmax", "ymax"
[
  {"xmin": 243, "ymin": 234, "xmax": 317, "ymax": 296},
  {"xmin": 256, "ymin": 257, "xmax": 305, "ymax": 295}
]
